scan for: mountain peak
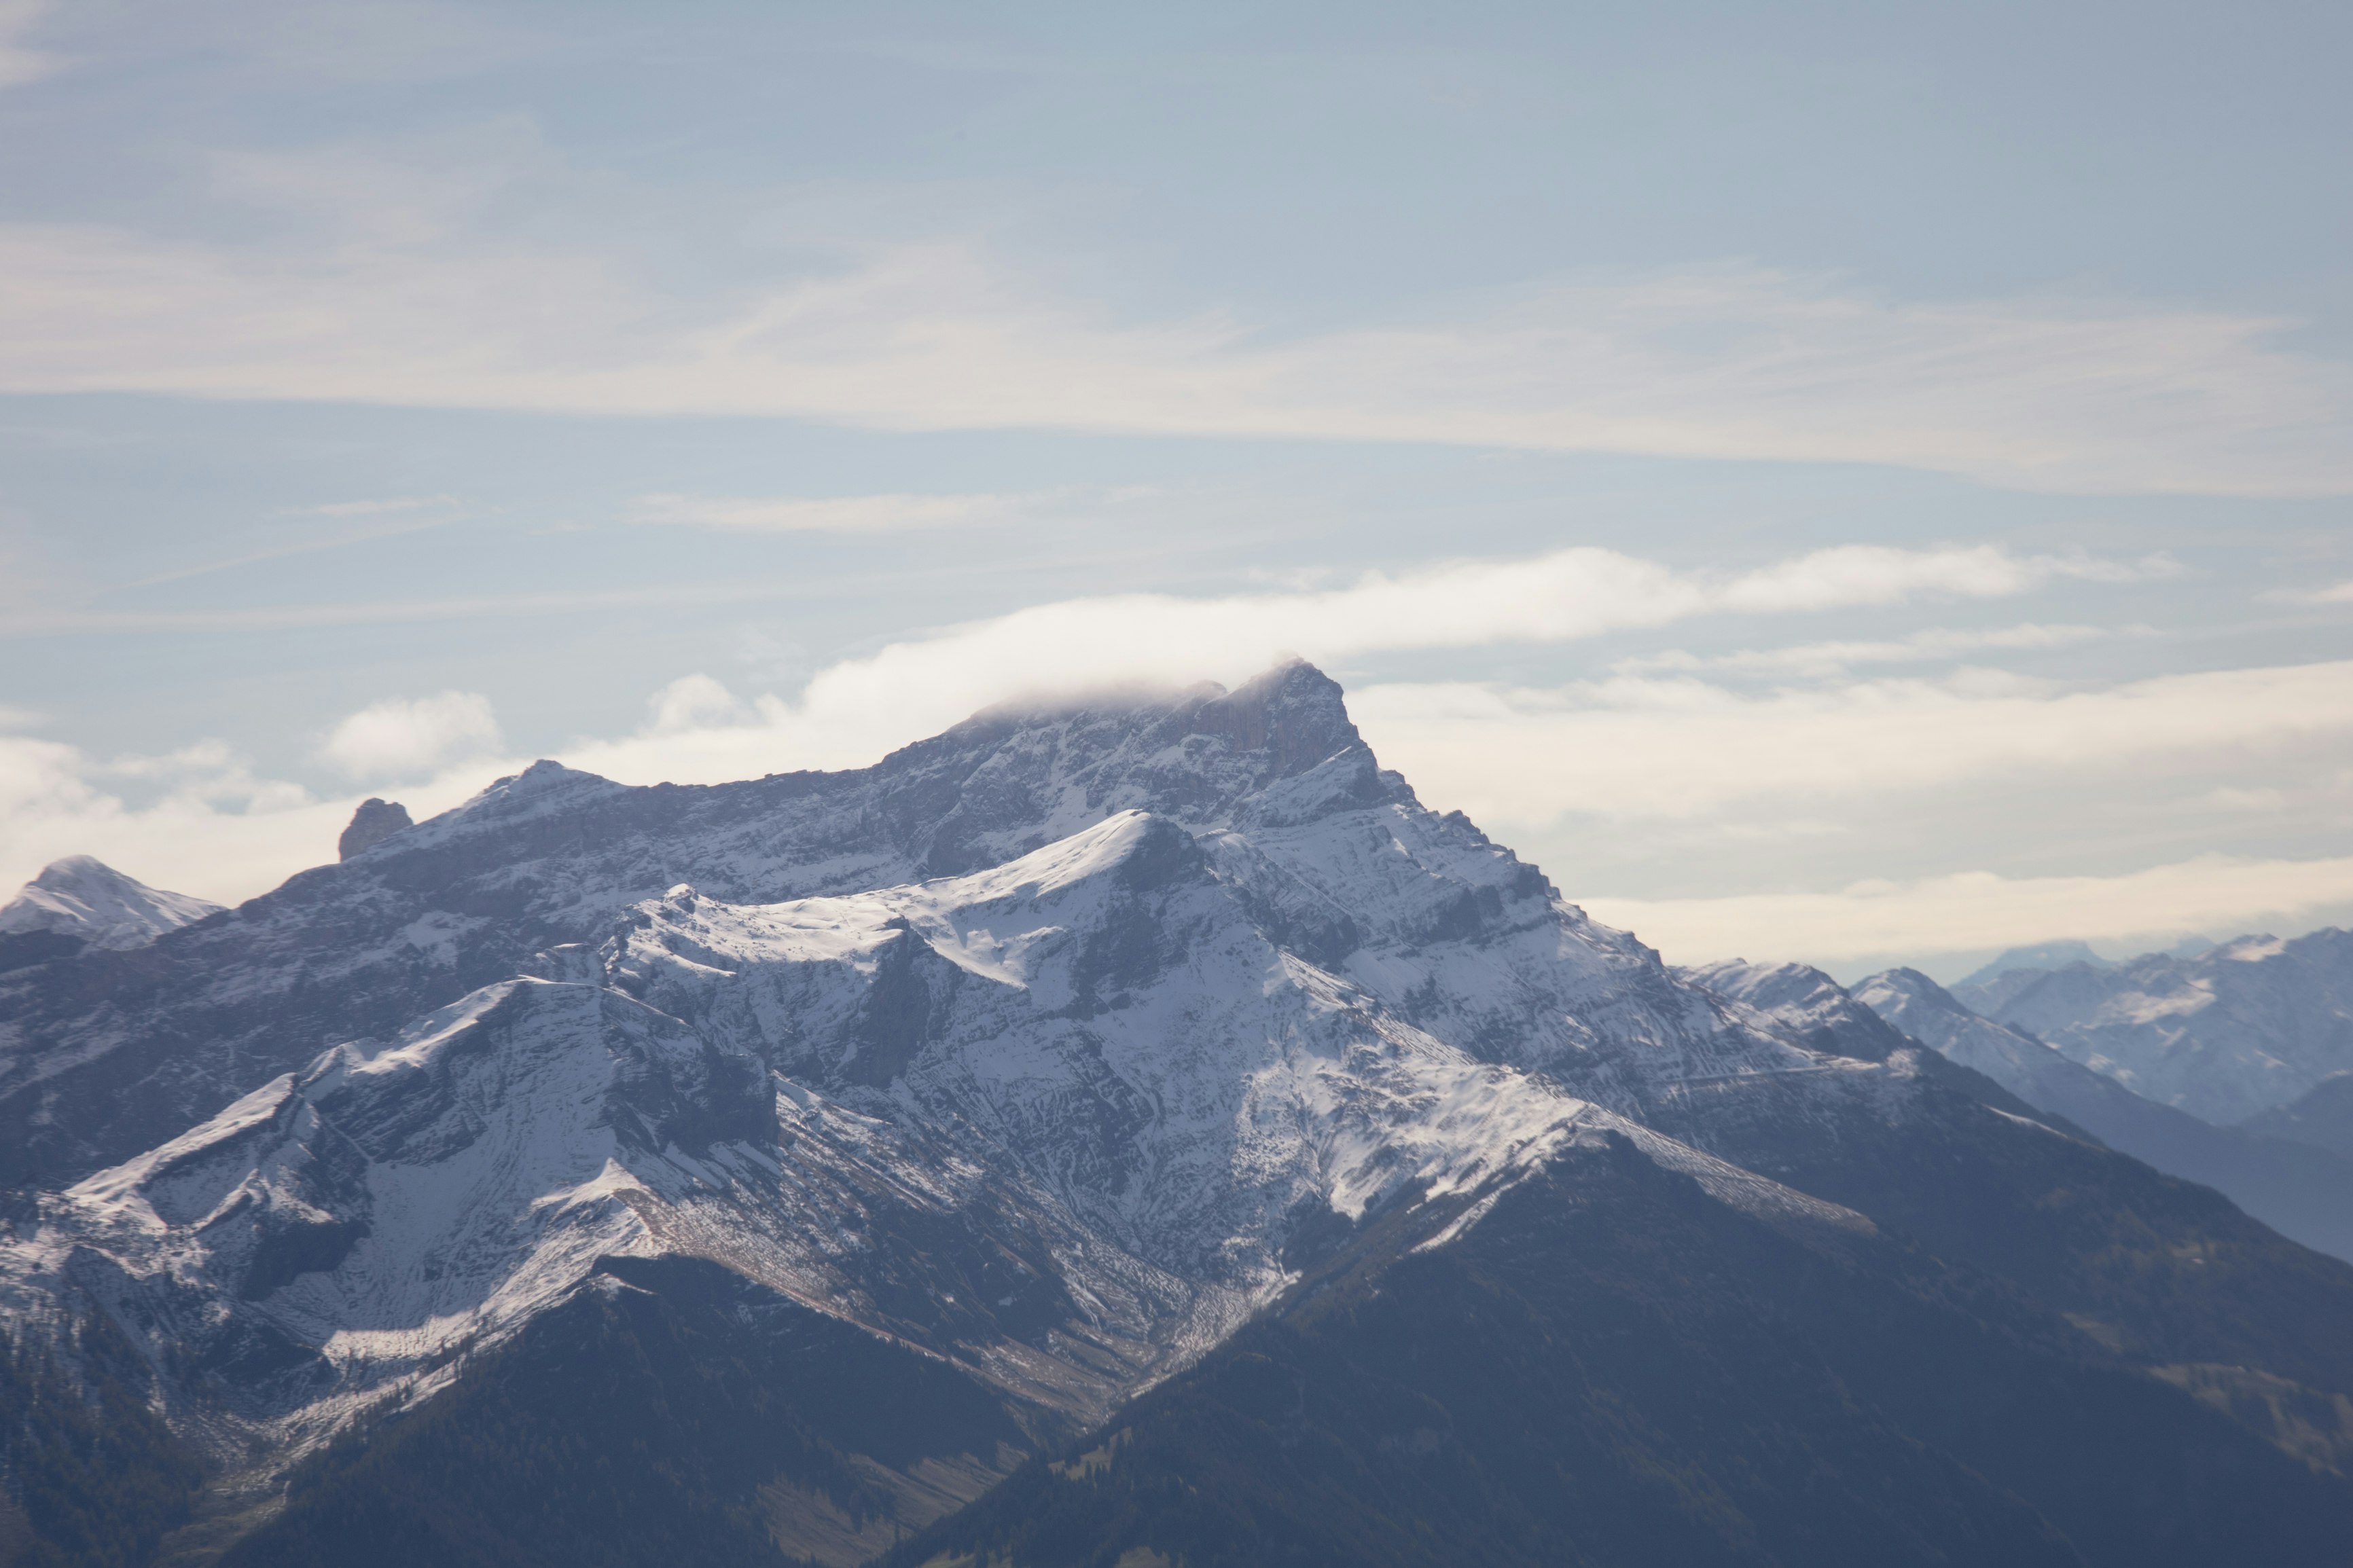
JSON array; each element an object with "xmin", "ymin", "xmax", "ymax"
[
  {"xmin": 1955, "ymin": 939, "xmax": 2110, "ymax": 990},
  {"xmin": 927, "ymin": 658, "xmax": 1363, "ymax": 779},
  {"xmin": 1196, "ymin": 657, "xmax": 1361, "ymax": 778},
  {"xmin": 0, "ymin": 856, "xmax": 223, "ymax": 951}
]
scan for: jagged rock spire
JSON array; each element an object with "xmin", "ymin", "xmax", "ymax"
[{"xmin": 338, "ymin": 798, "xmax": 414, "ymax": 861}]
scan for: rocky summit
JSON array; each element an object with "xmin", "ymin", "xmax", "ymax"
[{"xmin": 2, "ymin": 661, "xmax": 2352, "ymax": 1568}]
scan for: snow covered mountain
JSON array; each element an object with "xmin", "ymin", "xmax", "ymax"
[
  {"xmin": 0, "ymin": 667, "xmax": 1873, "ymax": 1525},
  {"xmin": 9, "ymin": 809, "xmax": 1848, "ymax": 1493},
  {"xmin": 3, "ymin": 662, "xmax": 2352, "ymax": 1566},
  {"xmin": 1953, "ymin": 930, "xmax": 2353, "ymax": 1125},
  {"xmin": 0, "ymin": 854, "xmax": 222, "ymax": 955},
  {"xmin": 1848, "ymin": 966, "xmax": 2353, "ymax": 1262},
  {"xmin": 0, "ymin": 661, "xmax": 1822, "ymax": 1192}
]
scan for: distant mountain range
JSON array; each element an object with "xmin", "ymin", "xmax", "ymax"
[
  {"xmin": 3, "ymin": 662, "xmax": 2352, "ymax": 1567},
  {"xmin": 1948, "ymin": 932, "xmax": 2353, "ymax": 1127}
]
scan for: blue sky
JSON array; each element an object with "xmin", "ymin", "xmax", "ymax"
[{"xmin": 5, "ymin": 0, "xmax": 2353, "ymax": 978}]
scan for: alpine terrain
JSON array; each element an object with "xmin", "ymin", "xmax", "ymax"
[
  {"xmin": 1, "ymin": 661, "xmax": 2350, "ymax": 1568},
  {"xmin": 1950, "ymin": 932, "xmax": 2353, "ymax": 1127},
  {"xmin": 0, "ymin": 856, "xmax": 223, "ymax": 971}
]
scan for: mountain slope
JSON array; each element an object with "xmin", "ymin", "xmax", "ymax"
[
  {"xmin": 1953, "ymin": 931, "xmax": 2353, "ymax": 1123},
  {"xmin": 216, "ymin": 1255, "xmax": 1049, "ymax": 1568},
  {"xmin": 1858, "ymin": 966, "xmax": 2353, "ymax": 1262},
  {"xmin": 2246, "ymin": 1072, "xmax": 2353, "ymax": 1159},
  {"xmin": 888, "ymin": 1133, "xmax": 2353, "ymax": 1568},
  {"xmin": 7, "ymin": 782, "xmax": 1824, "ymax": 1547}
]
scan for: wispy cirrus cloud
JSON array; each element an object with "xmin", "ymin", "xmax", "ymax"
[
  {"xmin": 631, "ymin": 490, "xmax": 1044, "ymax": 533},
  {"xmin": 0, "ymin": 0, "xmax": 59, "ymax": 88},
  {"xmin": 123, "ymin": 500, "xmax": 468, "ymax": 591},
  {"xmin": 1611, "ymin": 622, "xmax": 2119, "ymax": 680},
  {"xmin": 0, "ymin": 578, "xmax": 825, "ymax": 638},
  {"xmin": 641, "ymin": 542, "xmax": 2166, "ymax": 771},
  {"xmin": 0, "ymin": 136, "xmax": 2348, "ymax": 496},
  {"xmin": 289, "ymin": 494, "xmax": 462, "ymax": 519}
]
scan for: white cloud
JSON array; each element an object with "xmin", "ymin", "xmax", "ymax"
[
  {"xmin": 1348, "ymin": 660, "xmax": 2353, "ymax": 828},
  {"xmin": 0, "ymin": 728, "xmax": 497, "ymax": 909},
  {"xmin": 1613, "ymin": 622, "xmax": 2112, "ymax": 680},
  {"xmin": 0, "ymin": 541, "xmax": 2327, "ymax": 962},
  {"xmin": 522, "ymin": 542, "xmax": 2138, "ymax": 782},
  {"xmin": 2193, "ymin": 785, "xmax": 2287, "ymax": 814},
  {"xmin": 0, "ymin": 579, "xmax": 797, "ymax": 638},
  {"xmin": 319, "ymin": 691, "xmax": 500, "ymax": 782},
  {"xmin": 1579, "ymin": 854, "xmax": 2353, "ymax": 969},
  {"xmin": 289, "ymin": 495, "xmax": 461, "ymax": 518},
  {"xmin": 0, "ymin": 153, "xmax": 2346, "ymax": 496},
  {"xmin": 644, "ymin": 674, "xmax": 746, "ymax": 735},
  {"xmin": 0, "ymin": 0, "xmax": 58, "ymax": 88},
  {"xmin": 632, "ymin": 490, "xmax": 1039, "ymax": 533}
]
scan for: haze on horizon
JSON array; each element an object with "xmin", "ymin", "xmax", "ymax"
[{"xmin": 3, "ymin": 0, "xmax": 2352, "ymax": 982}]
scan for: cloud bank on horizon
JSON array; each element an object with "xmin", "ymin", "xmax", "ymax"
[{"xmin": 3, "ymin": 0, "xmax": 2352, "ymax": 979}]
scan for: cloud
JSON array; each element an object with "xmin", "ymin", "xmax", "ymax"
[
  {"xmin": 1579, "ymin": 853, "xmax": 2353, "ymax": 969},
  {"xmin": 520, "ymin": 542, "xmax": 2138, "ymax": 780},
  {"xmin": 7, "ymin": 537, "xmax": 2084, "ymax": 776},
  {"xmin": 289, "ymin": 495, "xmax": 461, "ymax": 518},
  {"xmin": 0, "ymin": 727, "xmax": 500, "ymax": 909},
  {"xmin": 632, "ymin": 490, "xmax": 1041, "ymax": 533},
  {"xmin": 1613, "ymin": 622, "xmax": 2113, "ymax": 680},
  {"xmin": 644, "ymin": 674, "xmax": 747, "ymax": 735},
  {"xmin": 0, "ymin": 540, "xmax": 2315, "ymax": 947},
  {"xmin": 1348, "ymin": 659, "xmax": 2353, "ymax": 828},
  {"xmin": 319, "ymin": 691, "xmax": 500, "ymax": 781},
  {"xmin": 0, "ymin": 147, "xmax": 2347, "ymax": 496},
  {"xmin": 2303, "ymin": 579, "xmax": 2353, "ymax": 604},
  {"xmin": 0, "ymin": 0, "xmax": 58, "ymax": 88},
  {"xmin": 0, "ymin": 579, "xmax": 814, "ymax": 638},
  {"xmin": 124, "ymin": 504, "xmax": 467, "ymax": 591}
]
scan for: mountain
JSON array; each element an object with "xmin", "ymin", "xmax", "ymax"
[
  {"xmin": 2244, "ymin": 1072, "xmax": 2353, "ymax": 1161},
  {"xmin": 891, "ymin": 1136, "xmax": 2353, "ymax": 1568},
  {"xmin": 1954, "ymin": 939, "xmax": 2111, "ymax": 991},
  {"xmin": 0, "ymin": 855, "xmax": 222, "ymax": 968},
  {"xmin": 1952, "ymin": 931, "xmax": 2353, "ymax": 1124},
  {"xmin": 1848, "ymin": 967, "xmax": 2353, "ymax": 1262},
  {"xmin": 3, "ymin": 662, "xmax": 2353, "ymax": 1565}
]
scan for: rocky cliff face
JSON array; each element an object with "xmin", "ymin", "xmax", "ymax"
[{"xmin": 337, "ymin": 799, "xmax": 414, "ymax": 862}]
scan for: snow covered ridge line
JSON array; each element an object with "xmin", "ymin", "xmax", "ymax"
[
  {"xmin": 0, "ymin": 660, "xmax": 1903, "ymax": 1487},
  {"xmin": 1946, "ymin": 926, "xmax": 2353, "ymax": 1125},
  {"xmin": 0, "ymin": 854, "xmax": 221, "ymax": 952}
]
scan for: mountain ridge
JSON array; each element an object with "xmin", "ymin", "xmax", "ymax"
[
  {"xmin": 4, "ymin": 661, "xmax": 2353, "ymax": 1565},
  {"xmin": 1952, "ymin": 930, "xmax": 2353, "ymax": 1124}
]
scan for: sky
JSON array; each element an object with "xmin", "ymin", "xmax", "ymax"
[{"xmin": 4, "ymin": 0, "xmax": 2353, "ymax": 981}]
